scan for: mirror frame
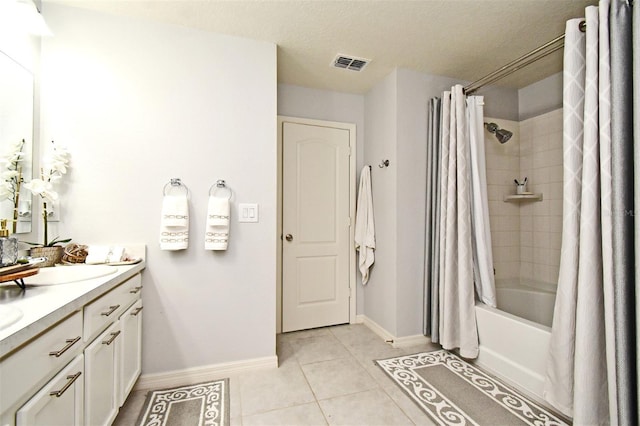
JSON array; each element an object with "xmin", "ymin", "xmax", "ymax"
[{"xmin": 0, "ymin": 50, "xmax": 34, "ymax": 234}]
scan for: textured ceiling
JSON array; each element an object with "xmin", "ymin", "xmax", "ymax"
[{"xmin": 48, "ymin": 0, "xmax": 598, "ymax": 94}]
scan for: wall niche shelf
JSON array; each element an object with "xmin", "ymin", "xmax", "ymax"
[{"xmin": 503, "ymin": 193, "xmax": 543, "ymax": 202}]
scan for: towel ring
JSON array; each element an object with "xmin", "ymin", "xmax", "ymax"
[
  {"xmin": 163, "ymin": 178, "xmax": 189, "ymax": 197},
  {"xmin": 209, "ymin": 179, "xmax": 232, "ymax": 199}
]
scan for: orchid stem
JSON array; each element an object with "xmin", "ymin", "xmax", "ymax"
[{"xmin": 43, "ymin": 201, "xmax": 48, "ymax": 247}]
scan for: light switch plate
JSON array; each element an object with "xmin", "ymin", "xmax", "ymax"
[{"xmin": 238, "ymin": 203, "xmax": 259, "ymax": 223}]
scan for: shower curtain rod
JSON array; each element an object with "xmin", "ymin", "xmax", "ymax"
[{"xmin": 463, "ymin": 21, "xmax": 586, "ymax": 94}]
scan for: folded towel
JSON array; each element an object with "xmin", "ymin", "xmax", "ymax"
[
  {"xmin": 160, "ymin": 194, "xmax": 189, "ymax": 250},
  {"xmin": 206, "ymin": 196, "xmax": 230, "ymax": 227},
  {"xmin": 86, "ymin": 245, "xmax": 125, "ymax": 264},
  {"xmin": 161, "ymin": 194, "xmax": 189, "ymax": 227},
  {"xmin": 205, "ymin": 196, "xmax": 230, "ymax": 251},
  {"xmin": 354, "ymin": 166, "xmax": 375, "ymax": 285}
]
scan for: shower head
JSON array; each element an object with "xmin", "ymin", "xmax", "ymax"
[{"xmin": 484, "ymin": 122, "xmax": 513, "ymax": 144}]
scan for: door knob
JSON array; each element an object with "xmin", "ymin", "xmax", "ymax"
[{"xmin": 285, "ymin": 234, "xmax": 293, "ymax": 242}]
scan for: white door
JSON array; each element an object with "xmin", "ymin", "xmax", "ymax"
[{"xmin": 282, "ymin": 120, "xmax": 353, "ymax": 332}]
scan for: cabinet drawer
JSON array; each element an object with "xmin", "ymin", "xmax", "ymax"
[
  {"xmin": 84, "ymin": 274, "xmax": 141, "ymax": 342},
  {"xmin": 16, "ymin": 354, "xmax": 84, "ymax": 426},
  {"xmin": 0, "ymin": 311, "xmax": 83, "ymax": 416}
]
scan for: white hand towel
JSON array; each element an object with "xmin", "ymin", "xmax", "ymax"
[
  {"xmin": 86, "ymin": 245, "xmax": 125, "ymax": 264},
  {"xmin": 161, "ymin": 194, "xmax": 189, "ymax": 227},
  {"xmin": 206, "ymin": 196, "xmax": 230, "ymax": 227},
  {"xmin": 160, "ymin": 194, "xmax": 189, "ymax": 250},
  {"xmin": 354, "ymin": 166, "xmax": 375, "ymax": 285},
  {"xmin": 205, "ymin": 196, "xmax": 230, "ymax": 251}
]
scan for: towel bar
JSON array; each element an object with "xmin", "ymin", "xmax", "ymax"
[
  {"xmin": 209, "ymin": 180, "xmax": 232, "ymax": 199},
  {"xmin": 163, "ymin": 178, "xmax": 189, "ymax": 196}
]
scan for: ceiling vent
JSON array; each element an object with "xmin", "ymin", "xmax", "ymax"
[{"xmin": 331, "ymin": 54, "xmax": 370, "ymax": 72}]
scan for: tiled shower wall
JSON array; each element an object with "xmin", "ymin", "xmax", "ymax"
[
  {"xmin": 485, "ymin": 109, "xmax": 563, "ymax": 287},
  {"xmin": 519, "ymin": 109, "xmax": 563, "ymax": 285}
]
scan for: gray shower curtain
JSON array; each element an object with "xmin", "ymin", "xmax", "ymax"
[
  {"xmin": 424, "ymin": 85, "xmax": 495, "ymax": 358},
  {"xmin": 424, "ymin": 98, "xmax": 442, "ymax": 339},
  {"xmin": 544, "ymin": 1, "xmax": 637, "ymax": 424},
  {"xmin": 610, "ymin": 1, "xmax": 636, "ymax": 424}
]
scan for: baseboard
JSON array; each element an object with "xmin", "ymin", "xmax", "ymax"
[
  {"xmin": 134, "ymin": 355, "xmax": 278, "ymax": 390},
  {"xmin": 356, "ymin": 314, "xmax": 430, "ymax": 348},
  {"xmin": 392, "ymin": 334, "xmax": 431, "ymax": 348},
  {"xmin": 357, "ymin": 314, "xmax": 394, "ymax": 343}
]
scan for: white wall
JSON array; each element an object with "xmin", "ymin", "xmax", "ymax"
[
  {"xmin": 40, "ymin": 4, "xmax": 277, "ymax": 375},
  {"xmin": 478, "ymin": 85, "xmax": 520, "ymax": 121},
  {"xmin": 518, "ymin": 72, "xmax": 562, "ymax": 121},
  {"xmin": 363, "ymin": 71, "xmax": 398, "ymax": 334}
]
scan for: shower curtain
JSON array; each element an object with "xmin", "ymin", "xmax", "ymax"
[
  {"xmin": 424, "ymin": 98, "xmax": 442, "ymax": 339},
  {"xmin": 544, "ymin": 1, "xmax": 637, "ymax": 424},
  {"xmin": 424, "ymin": 85, "xmax": 496, "ymax": 358}
]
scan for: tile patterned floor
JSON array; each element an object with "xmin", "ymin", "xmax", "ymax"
[{"xmin": 114, "ymin": 323, "xmax": 441, "ymax": 425}]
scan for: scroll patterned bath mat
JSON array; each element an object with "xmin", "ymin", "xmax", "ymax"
[
  {"xmin": 376, "ymin": 350, "xmax": 568, "ymax": 426},
  {"xmin": 137, "ymin": 379, "xmax": 229, "ymax": 426}
]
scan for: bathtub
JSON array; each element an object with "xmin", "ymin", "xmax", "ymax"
[
  {"xmin": 474, "ymin": 281, "xmax": 557, "ymax": 401},
  {"xmin": 496, "ymin": 281, "xmax": 557, "ymax": 327}
]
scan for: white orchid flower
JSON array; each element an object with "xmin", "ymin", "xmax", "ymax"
[
  {"xmin": 1, "ymin": 170, "xmax": 19, "ymax": 181},
  {"xmin": 0, "ymin": 181, "xmax": 13, "ymax": 201},
  {"xmin": 24, "ymin": 178, "xmax": 49, "ymax": 194},
  {"xmin": 49, "ymin": 160, "xmax": 68, "ymax": 175},
  {"xmin": 8, "ymin": 139, "xmax": 24, "ymax": 151},
  {"xmin": 52, "ymin": 144, "xmax": 70, "ymax": 157},
  {"xmin": 24, "ymin": 178, "xmax": 59, "ymax": 202},
  {"xmin": 7, "ymin": 151, "xmax": 24, "ymax": 164}
]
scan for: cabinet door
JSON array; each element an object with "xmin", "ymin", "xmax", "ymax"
[
  {"xmin": 16, "ymin": 355, "xmax": 84, "ymax": 426},
  {"xmin": 85, "ymin": 322, "xmax": 120, "ymax": 426},
  {"xmin": 119, "ymin": 299, "xmax": 142, "ymax": 406}
]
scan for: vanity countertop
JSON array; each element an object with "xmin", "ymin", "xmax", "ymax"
[{"xmin": 0, "ymin": 261, "xmax": 145, "ymax": 358}]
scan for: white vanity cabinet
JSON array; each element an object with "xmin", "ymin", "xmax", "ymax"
[
  {"xmin": 119, "ymin": 299, "xmax": 143, "ymax": 406},
  {"xmin": 84, "ymin": 273, "xmax": 142, "ymax": 426},
  {"xmin": 16, "ymin": 354, "xmax": 84, "ymax": 426},
  {"xmin": 84, "ymin": 322, "xmax": 121, "ymax": 426},
  {"xmin": 0, "ymin": 311, "xmax": 83, "ymax": 426},
  {"xmin": 0, "ymin": 266, "xmax": 144, "ymax": 426}
]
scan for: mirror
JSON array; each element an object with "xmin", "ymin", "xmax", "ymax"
[{"xmin": 0, "ymin": 50, "xmax": 33, "ymax": 234}]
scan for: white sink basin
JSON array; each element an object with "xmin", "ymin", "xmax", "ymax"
[
  {"xmin": 23, "ymin": 265, "xmax": 118, "ymax": 286},
  {"xmin": 0, "ymin": 305, "xmax": 23, "ymax": 330}
]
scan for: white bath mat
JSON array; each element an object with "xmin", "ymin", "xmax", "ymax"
[
  {"xmin": 137, "ymin": 379, "xmax": 229, "ymax": 426},
  {"xmin": 376, "ymin": 350, "xmax": 568, "ymax": 426}
]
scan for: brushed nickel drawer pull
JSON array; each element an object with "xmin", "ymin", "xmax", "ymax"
[
  {"xmin": 129, "ymin": 286, "xmax": 143, "ymax": 294},
  {"xmin": 131, "ymin": 307, "xmax": 144, "ymax": 316},
  {"xmin": 101, "ymin": 305, "xmax": 120, "ymax": 316},
  {"xmin": 102, "ymin": 330, "xmax": 121, "ymax": 345},
  {"xmin": 49, "ymin": 372, "xmax": 82, "ymax": 397},
  {"xmin": 49, "ymin": 336, "xmax": 81, "ymax": 358}
]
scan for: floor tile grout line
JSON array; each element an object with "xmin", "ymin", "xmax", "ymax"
[{"xmin": 295, "ymin": 337, "xmax": 332, "ymax": 426}]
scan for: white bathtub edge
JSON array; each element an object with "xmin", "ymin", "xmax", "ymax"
[{"xmin": 474, "ymin": 344, "xmax": 545, "ymax": 398}]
